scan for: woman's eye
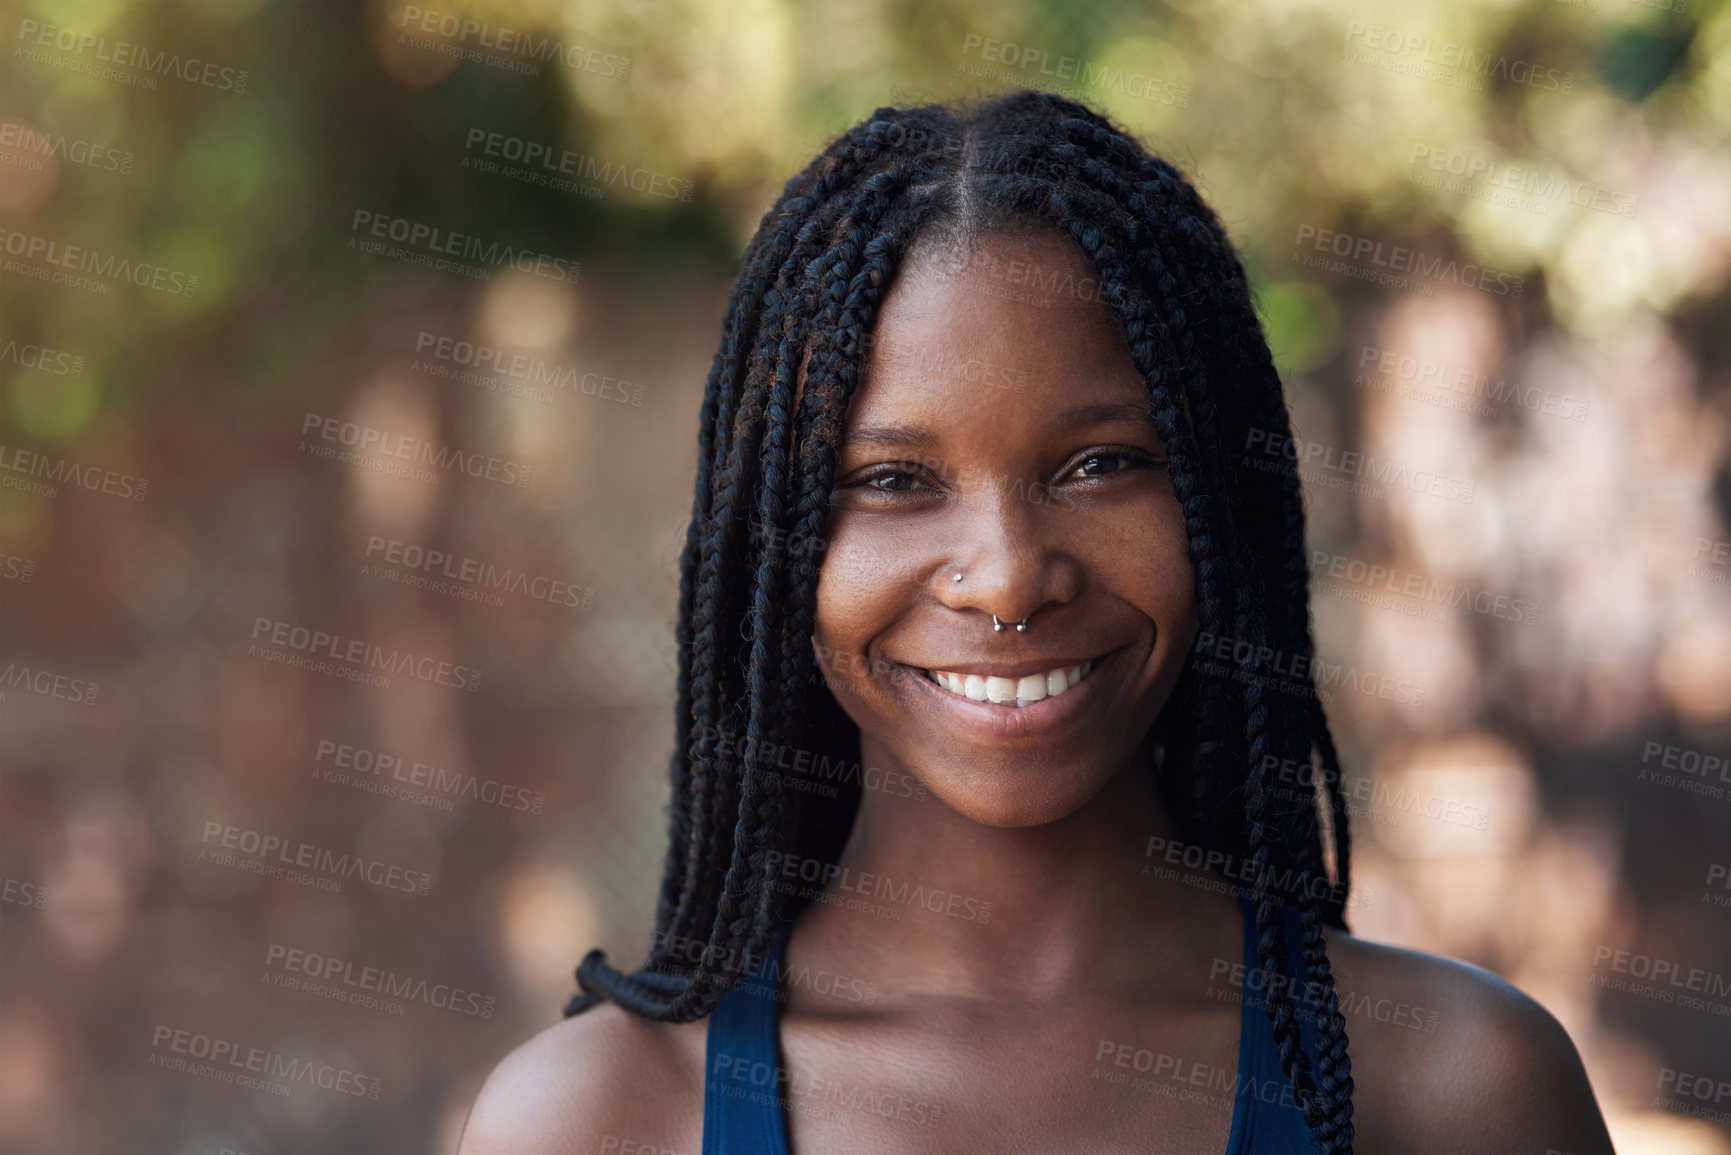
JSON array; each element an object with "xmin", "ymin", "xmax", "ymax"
[
  {"xmin": 841, "ymin": 467, "xmax": 932, "ymax": 497},
  {"xmin": 863, "ymin": 470, "xmax": 923, "ymax": 492},
  {"xmin": 1066, "ymin": 450, "xmax": 1162, "ymax": 480}
]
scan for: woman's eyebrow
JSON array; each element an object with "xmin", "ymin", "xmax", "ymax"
[
  {"xmin": 842, "ymin": 401, "xmax": 1156, "ymax": 450},
  {"xmin": 1060, "ymin": 400, "xmax": 1157, "ymax": 427},
  {"xmin": 843, "ymin": 423, "xmax": 937, "ymax": 450}
]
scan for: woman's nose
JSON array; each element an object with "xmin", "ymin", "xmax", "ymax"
[{"xmin": 933, "ymin": 487, "xmax": 1082, "ymax": 626}]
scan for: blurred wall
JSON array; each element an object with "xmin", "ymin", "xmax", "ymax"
[{"xmin": 1, "ymin": 0, "xmax": 1728, "ymax": 1152}]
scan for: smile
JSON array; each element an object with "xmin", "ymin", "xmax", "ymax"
[
  {"xmin": 921, "ymin": 660, "xmax": 1097, "ymax": 708},
  {"xmin": 897, "ymin": 649, "xmax": 1117, "ymax": 741}
]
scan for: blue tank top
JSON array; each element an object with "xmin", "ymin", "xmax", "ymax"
[{"xmin": 702, "ymin": 895, "xmax": 1325, "ymax": 1153}]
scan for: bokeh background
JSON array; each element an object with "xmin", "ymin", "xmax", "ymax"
[{"xmin": 2, "ymin": 0, "xmax": 1729, "ymax": 1151}]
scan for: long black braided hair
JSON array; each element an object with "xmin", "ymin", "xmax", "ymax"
[{"xmin": 565, "ymin": 90, "xmax": 1358, "ymax": 1154}]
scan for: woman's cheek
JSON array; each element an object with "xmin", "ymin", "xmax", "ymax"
[
  {"xmin": 825, "ymin": 516, "xmax": 921, "ymax": 584},
  {"xmin": 812, "ymin": 530, "xmax": 889, "ymax": 698}
]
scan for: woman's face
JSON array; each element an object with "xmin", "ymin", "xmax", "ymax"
[{"xmin": 810, "ymin": 225, "xmax": 1199, "ymax": 828}]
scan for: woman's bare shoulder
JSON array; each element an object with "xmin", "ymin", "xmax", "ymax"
[
  {"xmin": 457, "ymin": 1001, "xmax": 709, "ymax": 1155},
  {"xmin": 1323, "ymin": 927, "xmax": 1615, "ymax": 1155}
]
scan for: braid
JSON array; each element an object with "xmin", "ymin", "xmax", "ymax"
[
  {"xmin": 566, "ymin": 89, "xmax": 1359, "ymax": 1154},
  {"xmin": 1052, "ymin": 107, "xmax": 1358, "ymax": 1151},
  {"xmin": 654, "ymin": 117, "xmax": 919, "ymax": 973},
  {"xmin": 1043, "ymin": 117, "xmax": 1244, "ymax": 848},
  {"xmin": 704, "ymin": 165, "xmax": 922, "ymax": 992},
  {"xmin": 1035, "ymin": 180, "xmax": 1242, "ymax": 846},
  {"xmin": 1295, "ymin": 798, "xmax": 1358, "ymax": 1151},
  {"xmin": 570, "ymin": 115, "xmax": 950, "ymax": 1016},
  {"xmin": 653, "ymin": 195, "xmax": 796, "ymax": 954},
  {"xmin": 1016, "ymin": 109, "xmax": 1355, "ymax": 1152}
]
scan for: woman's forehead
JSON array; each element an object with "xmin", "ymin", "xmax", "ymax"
[
  {"xmin": 861, "ymin": 232, "xmax": 1134, "ymax": 389},
  {"xmin": 790, "ymin": 223, "xmax": 1190, "ymax": 443}
]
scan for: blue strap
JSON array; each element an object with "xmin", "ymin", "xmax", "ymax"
[
  {"xmin": 701, "ymin": 926, "xmax": 793, "ymax": 1154},
  {"xmin": 1227, "ymin": 894, "xmax": 1324, "ymax": 1154},
  {"xmin": 699, "ymin": 906, "xmax": 1324, "ymax": 1154}
]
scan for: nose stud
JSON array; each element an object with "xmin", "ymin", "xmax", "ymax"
[{"xmin": 956, "ymin": 573, "xmax": 1030, "ymax": 632}]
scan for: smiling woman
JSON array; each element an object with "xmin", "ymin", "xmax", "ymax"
[
  {"xmin": 811, "ymin": 227, "xmax": 1199, "ymax": 816},
  {"xmin": 456, "ymin": 91, "xmax": 1616, "ymax": 1155}
]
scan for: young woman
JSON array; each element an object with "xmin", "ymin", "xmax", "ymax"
[{"xmin": 460, "ymin": 91, "xmax": 1616, "ymax": 1155}]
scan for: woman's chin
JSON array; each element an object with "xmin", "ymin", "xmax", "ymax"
[{"xmin": 913, "ymin": 764, "xmax": 1114, "ymax": 829}]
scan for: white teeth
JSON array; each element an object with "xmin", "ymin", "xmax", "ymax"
[{"xmin": 924, "ymin": 659, "xmax": 1095, "ymax": 707}]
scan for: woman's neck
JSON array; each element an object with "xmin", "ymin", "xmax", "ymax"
[{"xmin": 797, "ymin": 732, "xmax": 1233, "ymax": 1001}]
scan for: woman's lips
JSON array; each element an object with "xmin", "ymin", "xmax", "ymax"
[
  {"xmin": 920, "ymin": 659, "xmax": 1096, "ymax": 707},
  {"xmin": 896, "ymin": 648, "xmax": 1119, "ymax": 741}
]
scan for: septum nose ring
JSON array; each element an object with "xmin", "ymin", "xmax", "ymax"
[{"xmin": 954, "ymin": 574, "xmax": 1030, "ymax": 633}]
